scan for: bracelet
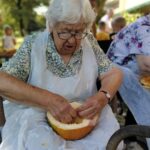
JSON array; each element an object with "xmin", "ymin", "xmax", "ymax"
[{"xmin": 99, "ymin": 90, "xmax": 111, "ymax": 103}]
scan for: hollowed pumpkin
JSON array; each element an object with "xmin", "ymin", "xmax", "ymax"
[{"xmin": 47, "ymin": 102, "xmax": 98, "ymax": 140}]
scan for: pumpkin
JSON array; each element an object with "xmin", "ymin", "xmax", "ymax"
[
  {"xmin": 140, "ymin": 76, "xmax": 150, "ymax": 88},
  {"xmin": 47, "ymin": 102, "xmax": 98, "ymax": 140}
]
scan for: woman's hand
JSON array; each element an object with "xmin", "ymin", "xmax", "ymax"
[
  {"xmin": 136, "ymin": 55, "xmax": 150, "ymax": 74},
  {"xmin": 77, "ymin": 92, "xmax": 108, "ymax": 120},
  {"xmin": 0, "ymin": 72, "xmax": 77, "ymax": 124},
  {"xmin": 47, "ymin": 94, "xmax": 77, "ymax": 124}
]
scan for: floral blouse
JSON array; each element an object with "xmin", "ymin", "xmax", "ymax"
[
  {"xmin": 0, "ymin": 32, "xmax": 113, "ymax": 81},
  {"xmin": 107, "ymin": 14, "xmax": 150, "ymax": 66}
]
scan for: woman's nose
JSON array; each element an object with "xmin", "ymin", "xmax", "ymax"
[{"xmin": 67, "ymin": 35, "xmax": 76, "ymax": 43}]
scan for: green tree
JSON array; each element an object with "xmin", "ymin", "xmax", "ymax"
[
  {"xmin": 90, "ymin": 0, "xmax": 107, "ymax": 23},
  {"xmin": 96, "ymin": 0, "xmax": 107, "ymax": 16},
  {"xmin": 0, "ymin": 0, "xmax": 49, "ymax": 36},
  {"xmin": 90, "ymin": 0, "xmax": 107, "ymax": 16},
  {"xmin": 90, "ymin": 0, "xmax": 107, "ymax": 36}
]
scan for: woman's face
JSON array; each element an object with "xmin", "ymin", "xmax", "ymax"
[
  {"xmin": 52, "ymin": 22, "xmax": 86, "ymax": 56},
  {"xmin": 5, "ymin": 28, "xmax": 13, "ymax": 35}
]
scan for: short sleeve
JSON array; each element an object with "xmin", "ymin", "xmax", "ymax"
[
  {"xmin": 0, "ymin": 35, "xmax": 33, "ymax": 81},
  {"xmin": 87, "ymin": 33, "xmax": 113, "ymax": 76},
  {"xmin": 107, "ymin": 16, "xmax": 150, "ymax": 65},
  {"xmin": 136, "ymin": 25, "xmax": 150, "ymax": 54}
]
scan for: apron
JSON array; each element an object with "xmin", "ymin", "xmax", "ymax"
[{"xmin": 0, "ymin": 32, "xmax": 122, "ymax": 150}]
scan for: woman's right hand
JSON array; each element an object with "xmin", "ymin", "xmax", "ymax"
[{"xmin": 46, "ymin": 94, "xmax": 77, "ymax": 124}]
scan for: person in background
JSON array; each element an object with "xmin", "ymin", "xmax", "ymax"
[
  {"xmin": 2, "ymin": 25, "xmax": 16, "ymax": 51},
  {"xmin": 110, "ymin": 16, "xmax": 126, "ymax": 40},
  {"xmin": 0, "ymin": 0, "xmax": 123, "ymax": 150},
  {"xmin": 0, "ymin": 25, "xmax": 16, "ymax": 63},
  {"xmin": 96, "ymin": 21, "xmax": 110, "ymax": 41},
  {"xmin": 107, "ymin": 14, "xmax": 150, "ymax": 149},
  {"xmin": 100, "ymin": 8, "xmax": 114, "ymax": 33}
]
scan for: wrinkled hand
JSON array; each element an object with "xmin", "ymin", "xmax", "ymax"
[
  {"xmin": 47, "ymin": 94, "xmax": 77, "ymax": 124},
  {"xmin": 77, "ymin": 93, "xmax": 107, "ymax": 120}
]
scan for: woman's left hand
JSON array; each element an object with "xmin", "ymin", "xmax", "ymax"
[
  {"xmin": 136, "ymin": 55, "xmax": 150, "ymax": 74},
  {"xmin": 77, "ymin": 92, "xmax": 107, "ymax": 119}
]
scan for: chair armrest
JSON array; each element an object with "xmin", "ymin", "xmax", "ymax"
[{"xmin": 106, "ymin": 125, "xmax": 150, "ymax": 150}]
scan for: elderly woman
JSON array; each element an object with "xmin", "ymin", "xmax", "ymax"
[
  {"xmin": 0, "ymin": 0, "xmax": 123, "ymax": 150},
  {"xmin": 107, "ymin": 14, "xmax": 150, "ymax": 149}
]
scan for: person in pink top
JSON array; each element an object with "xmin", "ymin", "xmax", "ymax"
[{"xmin": 107, "ymin": 14, "xmax": 150, "ymax": 149}]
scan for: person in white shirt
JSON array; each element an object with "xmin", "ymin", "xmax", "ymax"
[
  {"xmin": 100, "ymin": 8, "xmax": 114, "ymax": 33},
  {"xmin": 2, "ymin": 25, "xmax": 16, "ymax": 51}
]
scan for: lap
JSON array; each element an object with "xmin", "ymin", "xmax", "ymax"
[{"xmin": 1, "ymin": 104, "xmax": 122, "ymax": 150}]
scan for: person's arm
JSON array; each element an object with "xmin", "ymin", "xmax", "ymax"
[
  {"xmin": 0, "ymin": 72, "xmax": 77, "ymax": 124},
  {"xmin": 0, "ymin": 34, "xmax": 77, "ymax": 124},
  {"xmin": 77, "ymin": 67, "xmax": 123, "ymax": 120},
  {"xmin": 13, "ymin": 37, "xmax": 16, "ymax": 45},
  {"xmin": 2, "ymin": 38, "xmax": 4, "ymax": 49},
  {"xmin": 0, "ymin": 71, "xmax": 51, "ymax": 106},
  {"xmin": 77, "ymin": 33, "xmax": 123, "ymax": 120},
  {"xmin": 136, "ymin": 55, "xmax": 150, "ymax": 74},
  {"xmin": 98, "ymin": 67, "xmax": 123, "ymax": 102}
]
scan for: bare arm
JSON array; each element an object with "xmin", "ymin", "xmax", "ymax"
[
  {"xmin": 13, "ymin": 37, "xmax": 16, "ymax": 45},
  {"xmin": 0, "ymin": 71, "xmax": 77, "ymax": 123},
  {"xmin": 77, "ymin": 67, "xmax": 123, "ymax": 120},
  {"xmin": 99, "ymin": 67, "xmax": 123, "ymax": 101},
  {"xmin": 2, "ymin": 38, "xmax": 4, "ymax": 49}
]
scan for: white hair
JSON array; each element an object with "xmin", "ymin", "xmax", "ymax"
[{"xmin": 45, "ymin": 0, "xmax": 96, "ymax": 32}]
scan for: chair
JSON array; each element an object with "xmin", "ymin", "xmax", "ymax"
[
  {"xmin": 106, "ymin": 125, "xmax": 150, "ymax": 150},
  {"xmin": 97, "ymin": 40, "xmax": 112, "ymax": 54},
  {"xmin": 0, "ymin": 96, "xmax": 5, "ymax": 143}
]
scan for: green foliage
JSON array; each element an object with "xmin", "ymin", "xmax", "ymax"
[
  {"xmin": 123, "ymin": 12, "xmax": 142, "ymax": 25},
  {"xmin": 95, "ymin": 0, "xmax": 107, "ymax": 23},
  {"xmin": 0, "ymin": 0, "xmax": 49, "ymax": 36}
]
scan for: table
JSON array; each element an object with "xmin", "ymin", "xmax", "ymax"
[{"xmin": 0, "ymin": 49, "xmax": 16, "ymax": 58}]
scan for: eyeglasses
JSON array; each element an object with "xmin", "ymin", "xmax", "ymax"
[{"xmin": 57, "ymin": 31, "xmax": 87, "ymax": 40}]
